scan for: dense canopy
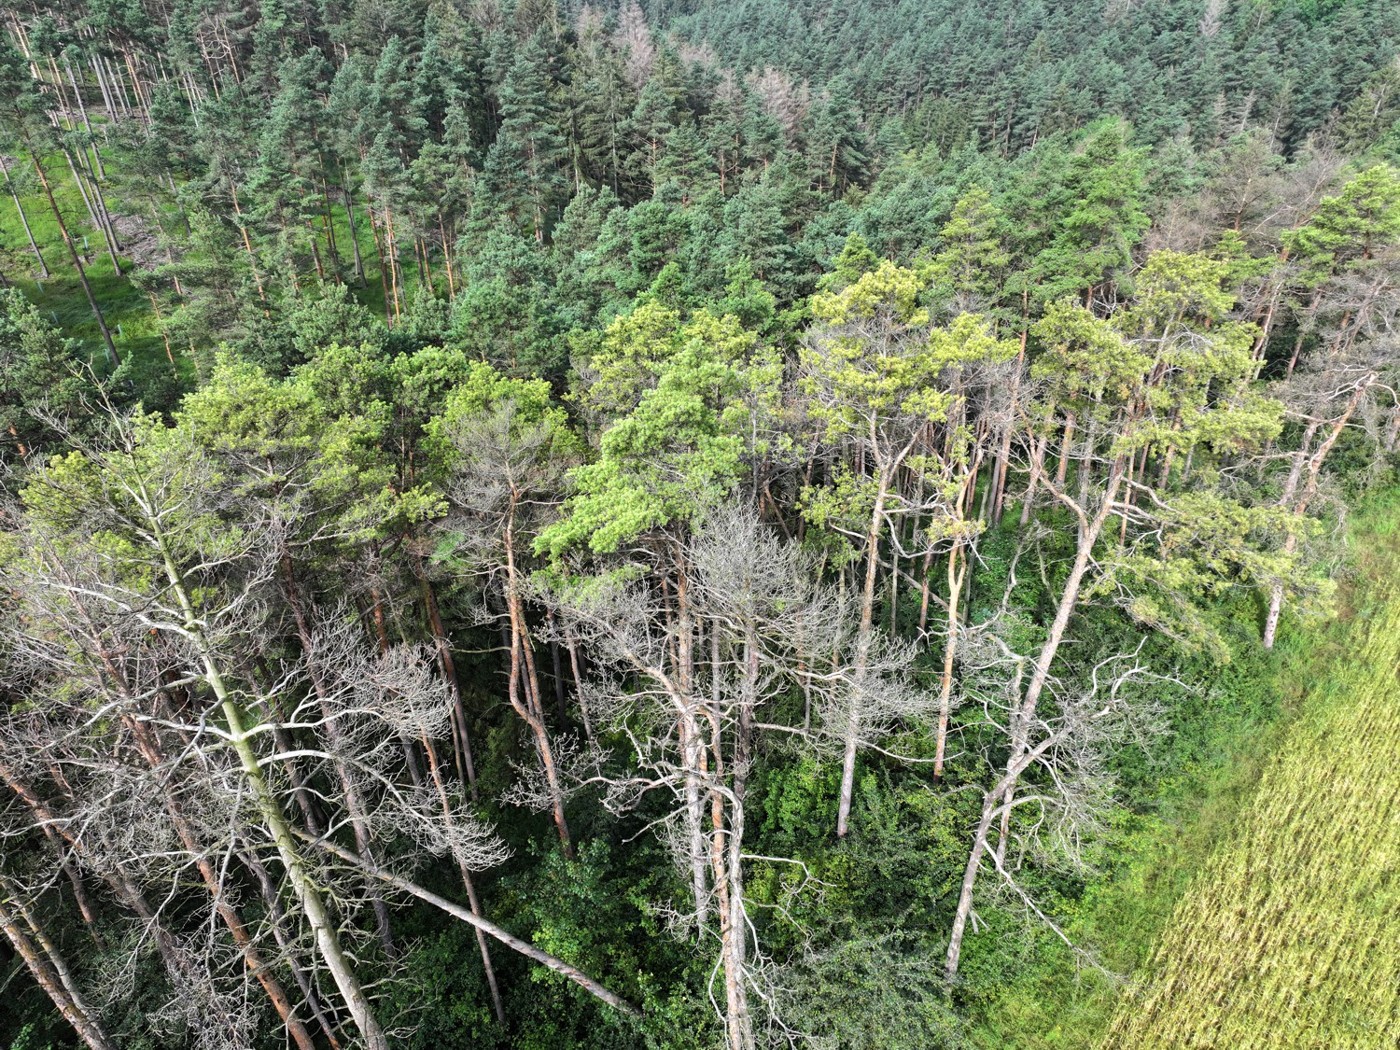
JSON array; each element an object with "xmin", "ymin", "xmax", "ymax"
[{"xmin": 1, "ymin": 0, "xmax": 1399, "ymax": 1047}]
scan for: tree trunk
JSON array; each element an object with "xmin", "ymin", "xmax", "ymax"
[
  {"xmin": 1020, "ymin": 433, "xmax": 1049, "ymax": 527},
  {"xmin": 419, "ymin": 730, "xmax": 507, "ymax": 1026},
  {"xmin": 1264, "ymin": 383, "xmax": 1371, "ymax": 647},
  {"xmin": 837, "ymin": 471, "xmax": 889, "ymax": 838},
  {"xmin": 934, "ymin": 539, "xmax": 967, "ymax": 779},
  {"xmin": 414, "ymin": 560, "xmax": 479, "ymax": 801},
  {"xmin": 149, "ymin": 513, "xmax": 389, "ymax": 1050},
  {"xmin": 277, "ymin": 556, "xmax": 398, "ymax": 957},
  {"xmin": 382, "ymin": 205, "xmax": 402, "ymax": 319},
  {"xmin": 239, "ymin": 847, "xmax": 347, "ymax": 1050},
  {"xmin": 945, "ymin": 711, "xmax": 1079, "ymax": 979},
  {"xmin": 994, "ymin": 462, "xmax": 1123, "ymax": 865},
  {"xmin": 341, "ymin": 179, "xmax": 367, "ymax": 285},
  {"xmin": 0, "ymin": 762, "xmax": 283, "ymax": 1037},
  {"xmin": 0, "ymin": 895, "xmax": 116, "ymax": 1050},
  {"xmin": 1, "ymin": 154, "xmax": 49, "ymax": 277},
  {"xmin": 228, "ymin": 183, "xmax": 268, "ymax": 305},
  {"xmin": 1054, "ymin": 413, "xmax": 1076, "ymax": 487},
  {"xmin": 992, "ymin": 333, "xmax": 1027, "ymax": 525},
  {"xmin": 564, "ymin": 624, "xmax": 593, "ymax": 742},
  {"xmin": 303, "ymin": 834, "xmax": 641, "ymax": 1016},
  {"xmin": 670, "ymin": 560, "xmax": 711, "ymax": 922},
  {"xmin": 504, "ymin": 517, "xmax": 574, "ymax": 856},
  {"xmin": 716, "ymin": 631, "xmax": 758, "ymax": 1049},
  {"xmin": 25, "ymin": 144, "xmax": 118, "ymax": 367}
]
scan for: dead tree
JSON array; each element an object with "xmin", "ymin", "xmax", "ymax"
[
  {"xmin": 545, "ymin": 502, "xmax": 901, "ymax": 1049},
  {"xmin": 439, "ymin": 390, "xmax": 580, "ymax": 857},
  {"xmin": 944, "ymin": 638, "xmax": 1163, "ymax": 979}
]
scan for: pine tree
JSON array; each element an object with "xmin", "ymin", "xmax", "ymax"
[
  {"xmin": 805, "ymin": 77, "xmax": 869, "ymax": 195},
  {"xmin": 480, "ymin": 31, "xmax": 569, "ymax": 242}
]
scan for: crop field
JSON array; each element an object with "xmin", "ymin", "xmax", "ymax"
[{"xmin": 1102, "ymin": 505, "xmax": 1400, "ymax": 1048}]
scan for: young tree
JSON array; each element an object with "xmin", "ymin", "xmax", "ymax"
[{"xmin": 0, "ymin": 289, "xmax": 87, "ymax": 463}]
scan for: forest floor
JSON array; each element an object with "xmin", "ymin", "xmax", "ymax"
[
  {"xmin": 2, "ymin": 149, "xmax": 166, "ymax": 369},
  {"xmin": 970, "ymin": 490, "xmax": 1400, "ymax": 1049},
  {"xmin": 2, "ymin": 146, "xmax": 394, "ymax": 382}
]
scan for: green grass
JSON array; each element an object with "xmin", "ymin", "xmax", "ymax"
[
  {"xmin": 962, "ymin": 495, "xmax": 1400, "ymax": 1050},
  {"xmin": 1100, "ymin": 493, "xmax": 1400, "ymax": 1049},
  {"xmin": 1, "ymin": 148, "xmax": 169, "ymax": 371},
  {"xmin": 1, "ymin": 147, "xmax": 415, "ymax": 379}
]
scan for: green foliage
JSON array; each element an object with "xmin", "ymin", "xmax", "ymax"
[
  {"xmin": 0, "ymin": 288, "xmax": 89, "ymax": 463},
  {"xmin": 1283, "ymin": 164, "xmax": 1400, "ymax": 282},
  {"xmin": 778, "ymin": 933, "xmax": 967, "ymax": 1049},
  {"xmin": 539, "ymin": 310, "xmax": 781, "ymax": 558},
  {"xmin": 1, "ymin": 5, "xmax": 1398, "ymax": 1049}
]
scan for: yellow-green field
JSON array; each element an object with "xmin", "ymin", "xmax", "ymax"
[{"xmin": 1102, "ymin": 505, "xmax": 1400, "ymax": 1048}]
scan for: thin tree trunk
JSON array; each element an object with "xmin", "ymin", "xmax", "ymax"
[
  {"xmin": 0, "ymin": 154, "xmax": 48, "ymax": 276},
  {"xmin": 438, "ymin": 212, "xmax": 456, "ymax": 297},
  {"xmin": 277, "ymin": 556, "xmax": 397, "ymax": 957},
  {"xmin": 672, "ymin": 561, "xmax": 710, "ymax": 920},
  {"xmin": 993, "ymin": 462, "xmax": 1124, "ymax": 866},
  {"xmin": 341, "ymin": 179, "xmax": 366, "ymax": 285},
  {"xmin": 1020, "ymin": 432, "xmax": 1049, "ymax": 526},
  {"xmin": 382, "ymin": 205, "xmax": 402, "ymax": 319},
  {"xmin": 715, "ymin": 632, "xmax": 758, "ymax": 1050},
  {"xmin": 945, "ymin": 706, "xmax": 1078, "ymax": 980},
  {"xmin": 89, "ymin": 53, "xmax": 116, "ymax": 118},
  {"xmin": 128, "ymin": 718, "xmax": 321, "ymax": 1049},
  {"xmin": 1054, "ymin": 413, "xmax": 1076, "ymax": 487},
  {"xmin": 419, "ymin": 731, "xmax": 506, "ymax": 1026},
  {"xmin": 239, "ymin": 848, "xmax": 347, "ymax": 1050},
  {"xmin": 365, "ymin": 199, "xmax": 391, "ymax": 313},
  {"xmin": 0, "ymin": 763, "xmax": 272, "ymax": 1033},
  {"xmin": 992, "ymin": 331, "xmax": 1027, "ymax": 525},
  {"xmin": 228, "ymin": 183, "xmax": 268, "ymax": 305},
  {"xmin": 837, "ymin": 471, "xmax": 889, "ymax": 838},
  {"xmin": 0, "ymin": 896, "xmax": 116, "ymax": 1050},
  {"xmin": 319, "ymin": 171, "xmax": 342, "ymax": 279},
  {"xmin": 933, "ymin": 539, "xmax": 967, "ymax": 779},
  {"xmin": 1263, "ymin": 384, "xmax": 1371, "ymax": 647},
  {"xmin": 564, "ymin": 625, "xmax": 593, "ymax": 742},
  {"xmin": 25, "ymin": 145, "xmax": 118, "ymax": 367},
  {"xmin": 61, "ymin": 147, "xmax": 106, "ymax": 258},
  {"xmin": 504, "ymin": 522, "xmax": 574, "ymax": 856},
  {"xmin": 302, "ymin": 834, "xmax": 641, "ymax": 1017}
]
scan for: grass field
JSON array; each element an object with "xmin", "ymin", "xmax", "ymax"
[{"xmin": 1100, "ymin": 496, "xmax": 1400, "ymax": 1049}]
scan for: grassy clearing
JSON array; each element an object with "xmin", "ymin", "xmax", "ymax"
[
  {"xmin": 964, "ymin": 497, "xmax": 1399, "ymax": 1050},
  {"xmin": 1101, "ymin": 495, "xmax": 1400, "ymax": 1049},
  {"xmin": 2, "ymin": 147, "xmax": 405, "ymax": 378},
  {"xmin": 1, "ymin": 146, "xmax": 170, "ymax": 370}
]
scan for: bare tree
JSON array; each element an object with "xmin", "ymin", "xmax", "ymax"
[
  {"xmin": 944, "ymin": 636, "xmax": 1163, "ymax": 979},
  {"xmin": 440, "ymin": 389, "xmax": 579, "ymax": 857},
  {"xmin": 0, "ymin": 410, "xmax": 641, "ymax": 1044},
  {"xmin": 545, "ymin": 502, "xmax": 901, "ymax": 1048}
]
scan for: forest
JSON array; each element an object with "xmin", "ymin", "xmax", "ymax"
[{"xmin": 0, "ymin": 0, "xmax": 1399, "ymax": 1047}]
